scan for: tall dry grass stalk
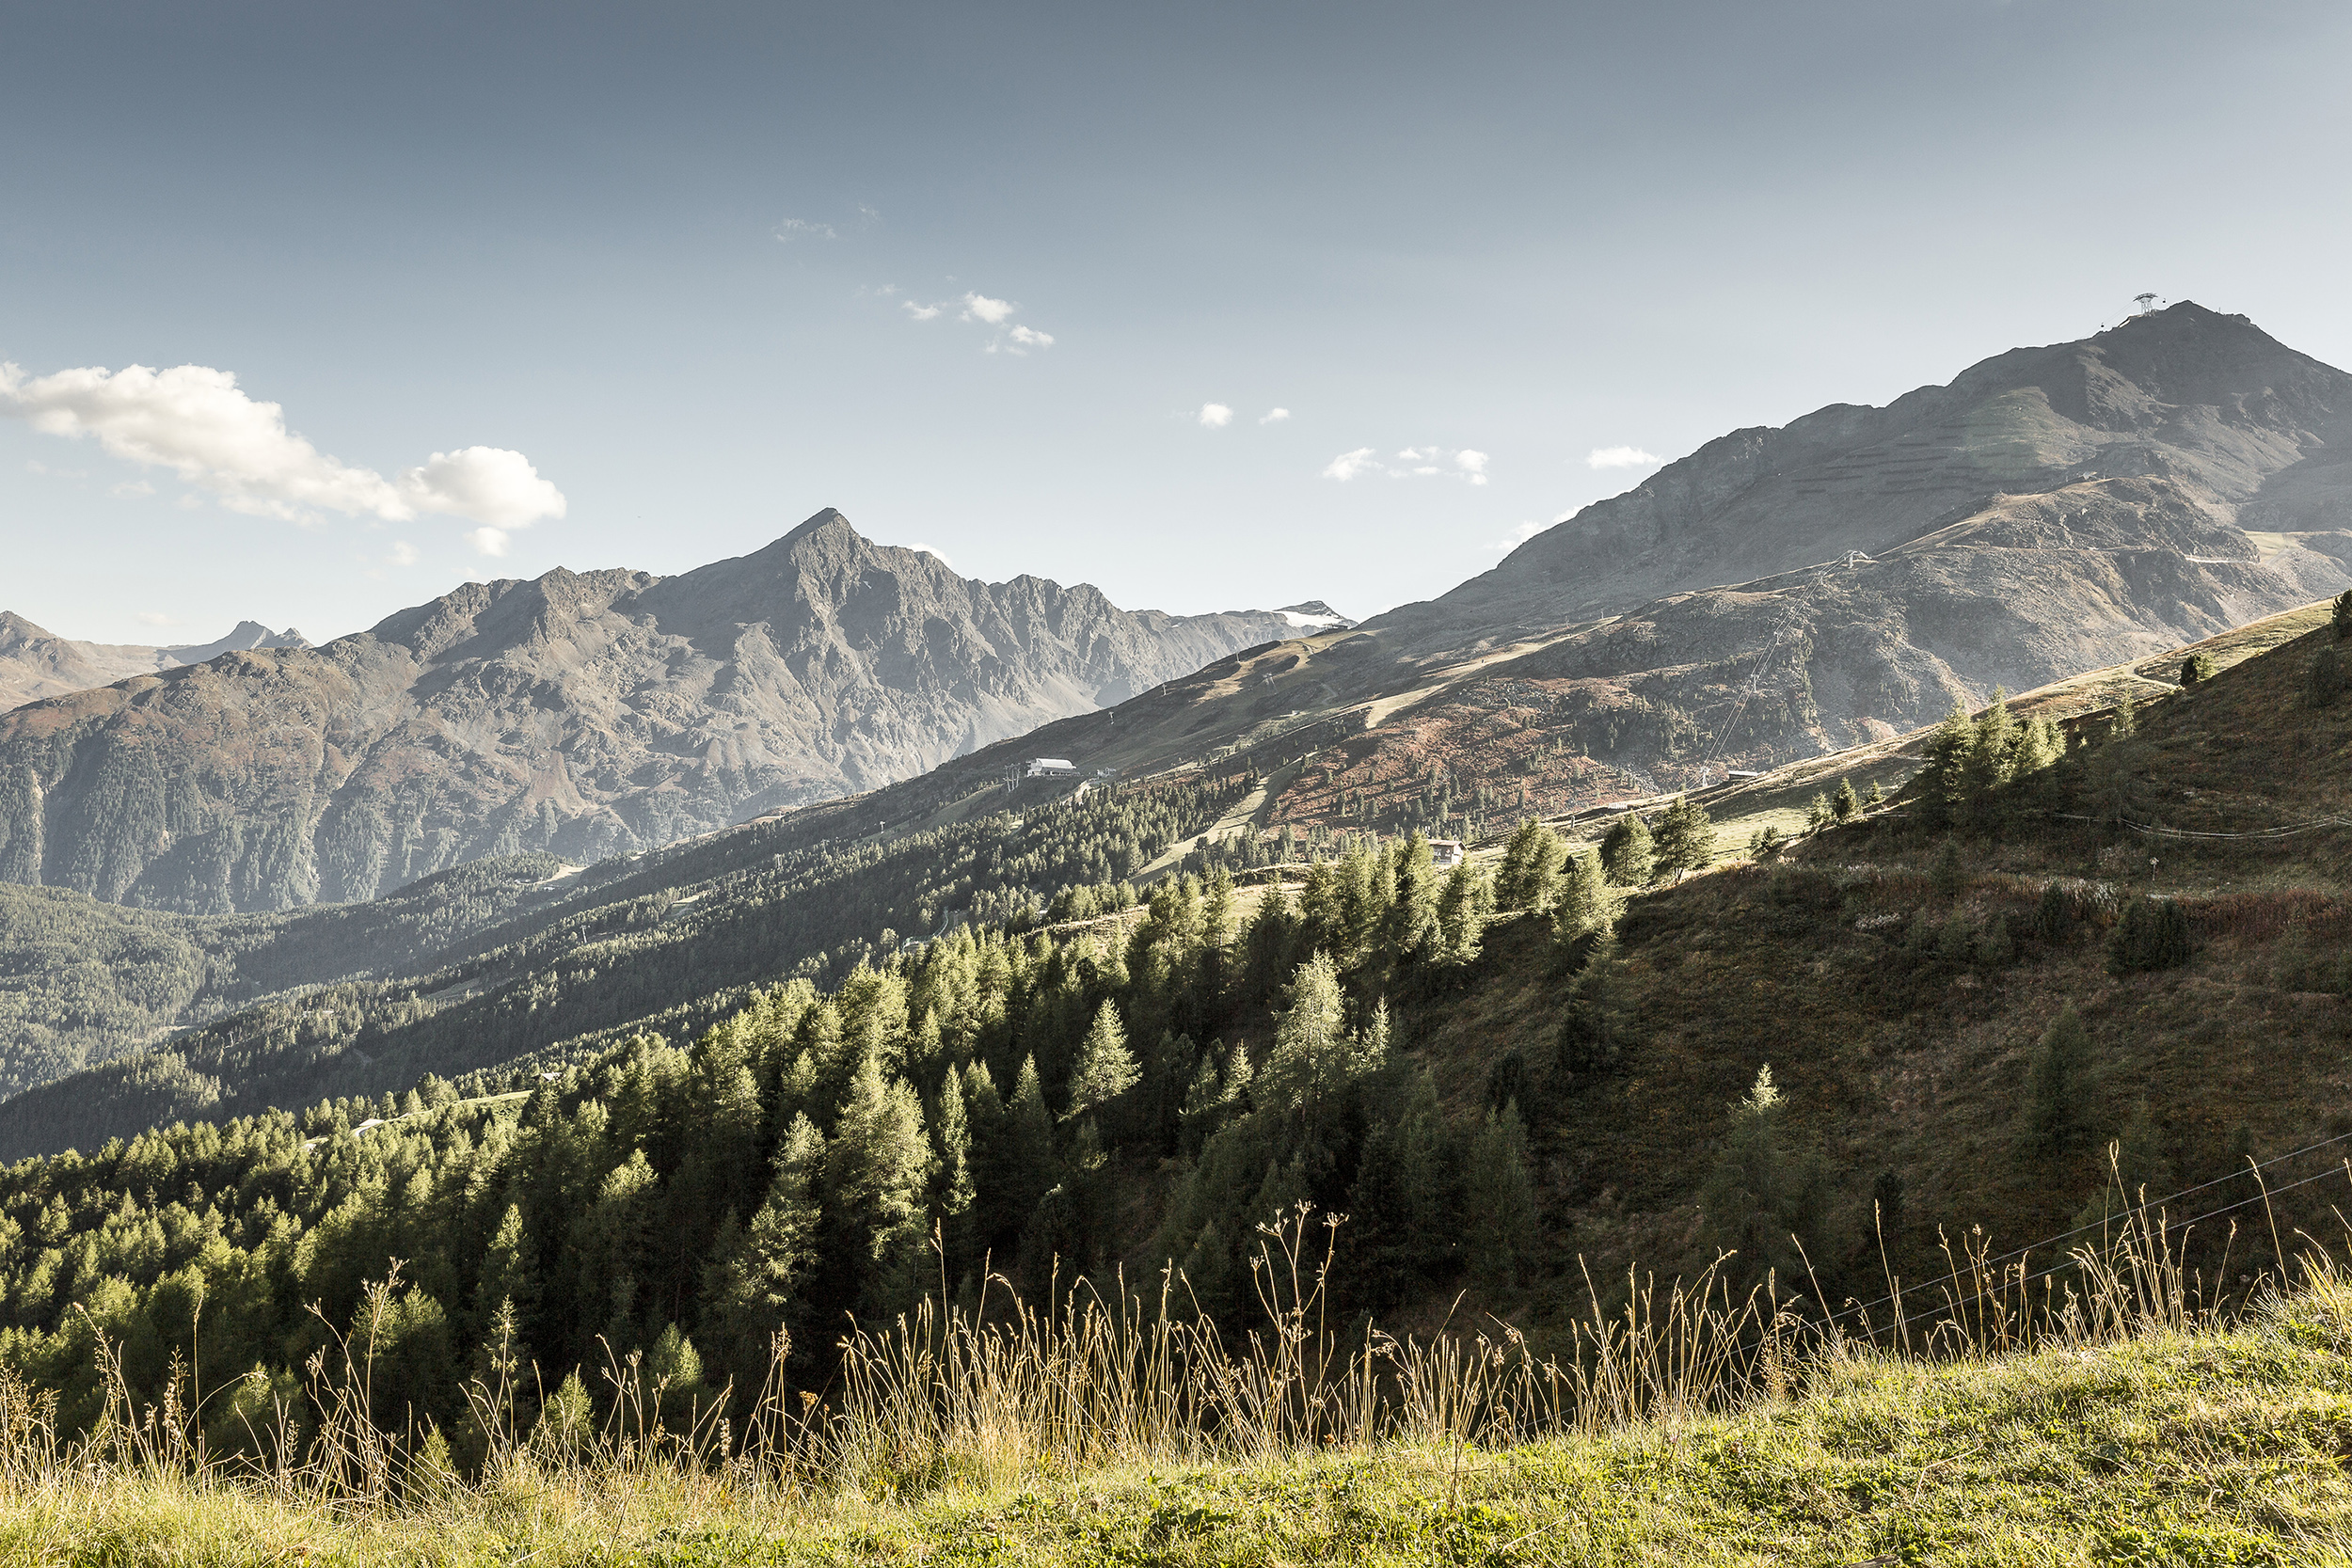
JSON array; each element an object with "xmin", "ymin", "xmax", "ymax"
[{"xmin": 0, "ymin": 1181, "xmax": 2330, "ymax": 1530}]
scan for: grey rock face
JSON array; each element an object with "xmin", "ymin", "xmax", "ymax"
[{"xmin": 0, "ymin": 511, "xmax": 1301, "ymax": 912}]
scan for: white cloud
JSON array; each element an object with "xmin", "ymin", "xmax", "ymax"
[
  {"xmin": 1321, "ymin": 444, "xmax": 1493, "ymax": 484},
  {"xmin": 111, "ymin": 480, "xmax": 154, "ymax": 499},
  {"xmin": 908, "ymin": 542, "xmax": 954, "ymax": 568},
  {"xmin": 468, "ymin": 527, "xmax": 511, "ymax": 557},
  {"xmin": 135, "ymin": 610, "xmax": 177, "ymax": 627},
  {"xmin": 773, "ymin": 217, "xmax": 839, "ymax": 244},
  {"xmin": 387, "ymin": 540, "xmax": 419, "ymax": 567},
  {"xmin": 896, "ymin": 290, "xmax": 1053, "ymax": 352},
  {"xmin": 1199, "ymin": 403, "xmax": 1233, "ymax": 428},
  {"xmin": 1487, "ymin": 519, "xmax": 1545, "ymax": 550},
  {"xmin": 0, "ymin": 360, "xmax": 567, "ymax": 533},
  {"xmin": 1588, "ymin": 445, "xmax": 1661, "ymax": 470},
  {"xmin": 1259, "ymin": 407, "xmax": 1290, "ymax": 424},
  {"xmin": 401, "ymin": 447, "xmax": 565, "ymax": 529}
]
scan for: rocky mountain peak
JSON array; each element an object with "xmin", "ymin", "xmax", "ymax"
[{"xmin": 1396, "ymin": 301, "xmax": 2352, "ymax": 647}]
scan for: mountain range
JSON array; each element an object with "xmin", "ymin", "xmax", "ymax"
[
  {"xmin": 0, "ymin": 514, "xmax": 1309, "ymax": 912},
  {"xmin": 0, "ymin": 299, "xmax": 2345, "ymax": 961}
]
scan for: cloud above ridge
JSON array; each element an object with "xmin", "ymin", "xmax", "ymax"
[
  {"xmin": 1588, "ymin": 445, "xmax": 1661, "ymax": 469},
  {"xmin": 0, "ymin": 360, "xmax": 565, "ymax": 545},
  {"xmin": 1321, "ymin": 443, "xmax": 1491, "ymax": 485}
]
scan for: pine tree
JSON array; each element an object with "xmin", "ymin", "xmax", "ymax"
[
  {"xmin": 2180, "ymin": 652, "xmax": 2216, "ymax": 687},
  {"xmin": 1832, "ymin": 777, "xmax": 1860, "ymax": 822},
  {"xmin": 572, "ymin": 1150, "xmax": 661, "ymax": 1354},
  {"xmin": 1556, "ymin": 930, "xmax": 1631, "ymax": 1077},
  {"xmin": 1930, "ymin": 837, "xmax": 1964, "ymax": 896},
  {"xmin": 2107, "ymin": 896, "xmax": 2191, "ymax": 974},
  {"xmin": 824, "ymin": 1049, "xmax": 935, "ymax": 1316},
  {"xmin": 2107, "ymin": 686, "xmax": 2138, "ymax": 741},
  {"xmin": 1599, "ymin": 814, "xmax": 1654, "ymax": 888},
  {"xmin": 1650, "ymin": 796, "xmax": 1716, "ymax": 884},
  {"xmin": 2032, "ymin": 880, "xmax": 2074, "ymax": 943},
  {"xmin": 1461, "ymin": 1101, "xmax": 1538, "ymax": 1290},
  {"xmin": 1434, "ymin": 862, "xmax": 1487, "ymax": 967},
  {"xmin": 1550, "ymin": 848, "xmax": 1608, "ymax": 942},
  {"xmin": 2020, "ymin": 1006, "xmax": 2092, "ymax": 1161},
  {"xmin": 472, "ymin": 1202, "xmax": 539, "ymax": 1342},
  {"xmin": 1698, "ymin": 1065, "xmax": 1823, "ymax": 1289},
  {"xmin": 1261, "ymin": 952, "xmax": 1388, "ymax": 1114},
  {"xmin": 1917, "ymin": 698, "xmax": 1976, "ymax": 827},
  {"xmin": 1065, "ymin": 1002, "xmax": 1140, "ymax": 1122},
  {"xmin": 2312, "ymin": 645, "xmax": 2347, "ymax": 706},
  {"xmin": 2337, "ymin": 589, "xmax": 2352, "ymax": 641},
  {"xmin": 1961, "ymin": 688, "xmax": 2016, "ymax": 803},
  {"xmin": 1381, "ymin": 832, "xmax": 1440, "ymax": 964},
  {"xmin": 1343, "ymin": 1069, "xmax": 1447, "ymax": 1307},
  {"xmin": 1495, "ymin": 818, "xmax": 1565, "ymax": 911},
  {"xmin": 931, "ymin": 1075, "xmax": 977, "ymax": 1281},
  {"xmin": 641, "ymin": 1323, "xmax": 710, "ymax": 1431},
  {"xmin": 1000, "ymin": 1054, "xmax": 1061, "ymax": 1231},
  {"xmin": 700, "ymin": 1113, "xmax": 823, "ymax": 1388}
]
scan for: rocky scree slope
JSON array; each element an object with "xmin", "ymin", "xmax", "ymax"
[{"xmin": 0, "ymin": 511, "xmax": 1302, "ymax": 914}]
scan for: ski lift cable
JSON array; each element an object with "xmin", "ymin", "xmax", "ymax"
[{"xmin": 1692, "ymin": 555, "xmax": 1851, "ymax": 783}]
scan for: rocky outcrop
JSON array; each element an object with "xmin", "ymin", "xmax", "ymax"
[{"xmin": 0, "ymin": 512, "xmax": 1303, "ymax": 912}]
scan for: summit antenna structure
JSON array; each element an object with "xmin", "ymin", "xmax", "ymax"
[{"xmin": 2134, "ymin": 292, "xmax": 2161, "ymax": 316}]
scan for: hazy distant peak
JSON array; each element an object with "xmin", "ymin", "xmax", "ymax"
[{"xmin": 158, "ymin": 621, "xmax": 309, "ymax": 664}]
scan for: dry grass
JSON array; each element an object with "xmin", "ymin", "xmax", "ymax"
[{"xmin": 0, "ymin": 1188, "xmax": 2344, "ymax": 1563}]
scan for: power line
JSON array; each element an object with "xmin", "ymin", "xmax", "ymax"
[
  {"xmin": 2049, "ymin": 810, "xmax": 2352, "ymax": 842},
  {"xmin": 1884, "ymin": 1159, "xmax": 2349, "ymax": 1338},
  {"xmin": 1825, "ymin": 1124, "xmax": 2352, "ymax": 1331}
]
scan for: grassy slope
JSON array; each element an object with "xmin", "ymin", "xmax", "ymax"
[
  {"xmin": 13, "ymin": 1284, "xmax": 2352, "ymax": 1564},
  {"xmin": 1388, "ymin": 609, "xmax": 2352, "ymax": 1326}
]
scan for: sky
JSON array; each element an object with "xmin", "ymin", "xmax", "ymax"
[{"xmin": 4, "ymin": 1, "xmax": 2351, "ymax": 647}]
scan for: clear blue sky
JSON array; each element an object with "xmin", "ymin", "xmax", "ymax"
[{"xmin": 5, "ymin": 1, "xmax": 2349, "ymax": 645}]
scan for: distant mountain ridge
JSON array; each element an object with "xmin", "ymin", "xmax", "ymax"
[
  {"xmin": 0, "ymin": 614, "xmax": 305, "ymax": 713},
  {"xmin": 0, "ymin": 510, "xmax": 1308, "ymax": 913}
]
